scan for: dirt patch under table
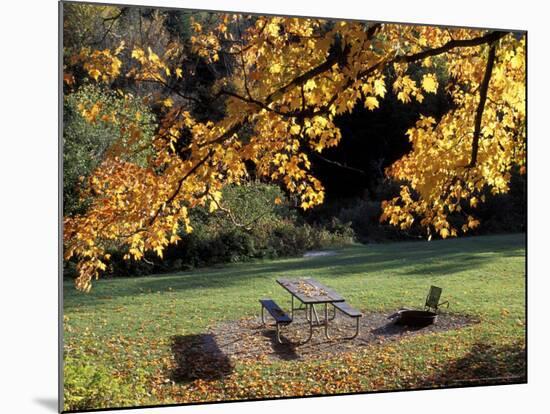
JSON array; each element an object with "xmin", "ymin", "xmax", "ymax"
[{"xmin": 189, "ymin": 310, "xmax": 477, "ymax": 363}]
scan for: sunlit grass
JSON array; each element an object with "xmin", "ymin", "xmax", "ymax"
[{"xmin": 63, "ymin": 233, "xmax": 526, "ymax": 409}]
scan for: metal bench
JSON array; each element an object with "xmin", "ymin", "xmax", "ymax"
[
  {"xmin": 332, "ymin": 302, "xmax": 363, "ymax": 339},
  {"xmin": 424, "ymin": 286, "xmax": 449, "ymax": 313},
  {"xmin": 259, "ymin": 298, "xmax": 292, "ymax": 343}
]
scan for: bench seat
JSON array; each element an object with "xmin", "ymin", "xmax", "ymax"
[
  {"xmin": 260, "ymin": 298, "xmax": 292, "ymax": 344},
  {"xmin": 333, "ymin": 301, "xmax": 363, "ymax": 318},
  {"xmin": 332, "ymin": 301, "xmax": 362, "ymax": 339},
  {"xmin": 259, "ymin": 299, "xmax": 292, "ymax": 324}
]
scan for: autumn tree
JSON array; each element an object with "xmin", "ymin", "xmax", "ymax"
[{"xmin": 63, "ymin": 7, "xmax": 526, "ymax": 291}]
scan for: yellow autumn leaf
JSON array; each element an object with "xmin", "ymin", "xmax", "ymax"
[
  {"xmin": 175, "ymin": 68, "xmax": 183, "ymax": 78},
  {"xmin": 468, "ymin": 217, "xmax": 480, "ymax": 229},
  {"xmin": 373, "ymin": 78, "xmax": 387, "ymax": 97},
  {"xmin": 162, "ymin": 97, "xmax": 174, "ymax": 107},
  {"xmin": 397, "ymin": 91, "xmax": 411, "ymax": 103},
  {"xmin": 270, "ymin": 63, "xmax": 282, "ymax": 74},
  {"xmin": 289, "ymin": 124, "xmax": 301, "ymax": 134},
  {"xmin": 364, "ymin": 96, "xmax": 379, "ymax": 110},
  {"xmin": 421, "ymin": 73, "xmax": 438, "ymax": 93},
  {"xmin": 114, "ymin": 40, "xmax": 125, "ymax": 55},
  {"xmin": 131, "ymin": 47, "xmax": 144, "ymax": 60},
  {"xmin": 88, "ymin": 68, "xmax": 101, "ymax": 81},
  {"xmin": 304, "ymin": 79, "xmax": 316, "ymax": 91},
  {"xmin": 510, "ymin": 54, "xmax": 522, "ymax": 69}
]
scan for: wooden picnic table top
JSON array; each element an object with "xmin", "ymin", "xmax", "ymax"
[{"xmin": 276, "ymin": 277, "xmax": 345, "ymax": 304}]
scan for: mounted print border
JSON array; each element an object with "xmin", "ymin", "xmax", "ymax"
[{"xmin": 60, "ymin": 1, "xmax": 527, "ymax": 412}]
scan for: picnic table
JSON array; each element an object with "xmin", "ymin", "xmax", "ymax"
[{"xmin": 274, "ymin": 277, "xmax": 360, "ymax": 343}]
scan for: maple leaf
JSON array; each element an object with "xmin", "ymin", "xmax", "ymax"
[
  {"xmin": 421, "ymin": 73, "xmax": 438, "ymax": 93},
  {"xmin": 373, "ymin": 78, "xmax": 387, "ymax": 97},
  {"xmin": 364, "ymin": 96, "xmax": 379, "ymax": 110},
  {"xmin": 89, "ymin": 68, "xmax": 101, "ymax": 81}
]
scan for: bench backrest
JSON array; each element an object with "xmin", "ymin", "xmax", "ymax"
[{"xmin": 425, "ymin": 286, "xmax": 442, "ymax": 310}]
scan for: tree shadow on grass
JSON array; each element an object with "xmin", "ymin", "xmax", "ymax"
[
  {"xmin": 170, "ymin": 334, "xmax": 234, "ymax": 383},
  {"xmin": 63, "ymin": 234, "xmax": 525, "ymax": 308},
  {"xmin": 420, "ymin": 342, "xmax": 526, "ymax": 387}
]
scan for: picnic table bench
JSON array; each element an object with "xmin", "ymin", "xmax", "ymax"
[
  {"xmin": 332, "ymin": 302, "xmax": 363, "ymax": 339},
  {"xmin": 259, "ymin": 298, "xmax": 292, "ymax": 343}
]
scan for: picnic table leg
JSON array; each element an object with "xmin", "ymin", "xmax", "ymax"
[
  {"xmin": 261, "ymin": 303, "xmax": 266, "ymax": 325},
  {"xmin": 291, "ymin": 295, "xmax": 309, "ymax": 321},
  {"xmin": 351, "ymin": 317, "xmax": 360, "ymax": 339},
  {"xmin": 341, "ymin": 317, "xmax": 360, "ymax": 340},
  {"xmin": 300, "ymin": 304, "xmax": 313, "ymax": 344},
  {"xmin": 276, "ymin": 323, "xmax": 284, "ymax": 344},
  {"xmin": 311, "ymin": 304, "xmax": 321, "ymax": 325},
  {"xmin": 304, "ymin": 300, "xmax": 311, "ymax": 322},
  {"xmin": 328, "ymin": 304, "xmax": 337, "ymax": 321},
  {"xmin": 324, "ymin": 303, "xmax": 332, "ymax": 339}
]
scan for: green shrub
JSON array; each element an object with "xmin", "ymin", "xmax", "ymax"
[
  {"xmin": 270, "ymin": 218, "xmax": 354, "ymax": 256},
  {"xmin": 338, "ymin": 198, "xmax": 420, "ymax": 242},
  {"xmin": 63, "ymin": 84, "xmax": 155, "ymax": 216},
  {"xmin": 475, "ymin": 169, "xmax": 526, "ymax": 234},
  {"xmin": 333, "ymin": 171, "xmax": 525, "ymax": 242},
  {"xmin": 63, "ymin": 351, "xmax": 147, "ymax": 411},
  {"xmin": 83, "ymin": 183, "xmax": 355, "ymax": 278}
]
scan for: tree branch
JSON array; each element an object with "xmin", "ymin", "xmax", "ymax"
[
  {"xmin": 218, "ymin": 30, "xmax": 510, "ymax": 122},
  {"xmin": 93, "ymin": 10, "xmax": 124, "ymax": 45},
  {"xmin": 149, "ymin": 29, "xmax": 508, "ymax": 227},
  {"xmin": 468, "ymin": 42, "xmax": 497, "ymax": 168},
  {"xmin": 310, "ymin": 152, "xmax": 367, "ymax": 176},
  {"xmin": 211, "ymin": 197, "xmax": 253, "ymax": 231},
  {"xmin": 396, "ymin": 31, "xmax": 506, "ymax": 64},
  {"xmin": 218, "ymin": 89, "xmax": 293, "ymax": 117},
  {"xmin": 308, "ymin": 31, "xmax": 509, "ymax": 119},
  {"xmin": 265, "ymin": 23, "xmax": 382, "ymax": 102},
  {"xmin": 147, "ymin": 148, "xmax": 214, "ymax": 226}
]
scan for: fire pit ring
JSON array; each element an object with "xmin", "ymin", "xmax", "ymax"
[{"xmin": 392, "ymin": 309, "xmax": 437, "ymax": 327}]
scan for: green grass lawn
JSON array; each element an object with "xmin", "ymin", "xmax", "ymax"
[{"xmin": 63, "ymin": 233, "xmax": 526, "ymax": 410}]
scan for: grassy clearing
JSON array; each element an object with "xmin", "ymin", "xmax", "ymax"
[{"xmin": 63, "ymin": 234, "xmax": 526, "ymax": 410}]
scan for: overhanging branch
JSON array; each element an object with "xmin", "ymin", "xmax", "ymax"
[
  {"xmin": 151, "ymin": 29, "xmax": 509, "ymax": 225},
  {"xmin": 468, "ymin": 42, "xmax": 498, "ymax": 168},
  {"xmin": 147, "ymin": 148, "xmax": 215, "ymax": 226},
  {"xmin": 397, "ymin": 31, "xmax": 507, "ymax": 64},
  {"xmin": 217, "ymin": 30, "xmax": 510, "ymax": 122}
]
